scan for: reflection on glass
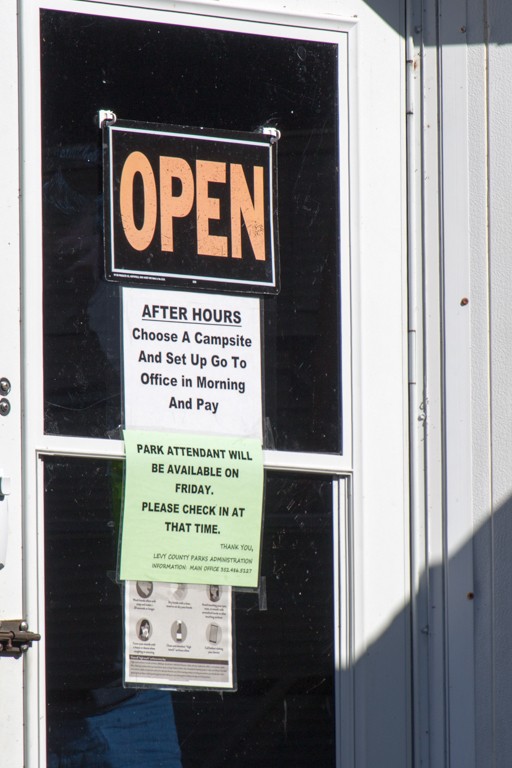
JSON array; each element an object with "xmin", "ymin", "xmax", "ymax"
[
  {"xmin": 174, "ymin": 473, "xmax": 336, "ymax": 767},
  {"xmin": 44, "ymin": 459, "xmax": 335, "ymax": 766},
  {"xmin": 41, "ymin": 10, "xmax": 341, "ymax": 452},
  {"xmin": 44, "ymin": 457, "xmax": 182, "ymax": 766},
  {"xmin": 42, "ymin": 144, "xmax": 122, "ymax": 438}
]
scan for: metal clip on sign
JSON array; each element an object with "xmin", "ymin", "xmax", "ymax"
[
  {"xmin": 98, "ymin": 109, "xmax": 117, "ymax": 127},
  {"xmin": 259, "ymin": 126, "xmax": 281, "ymax": 143}
]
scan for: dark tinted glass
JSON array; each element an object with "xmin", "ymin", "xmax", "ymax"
[
  {"xmin": 44, "ymin": 458, "xmax": 335, "ymax": 766},
  {"xmin": 40, "ymin": 9, "xmax": 342, "ymax": 452}
]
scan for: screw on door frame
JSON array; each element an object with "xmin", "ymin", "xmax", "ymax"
[
  {"xmin": 0, "ymin": 379, "xmax": 11, "ymax": 395},
  {"xmin": 0, "ymin": 399, "xmax": 11, "ymax": 416}
]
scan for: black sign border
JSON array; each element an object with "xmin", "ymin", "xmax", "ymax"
[{"xmin": 103, "ymin": 119, "xmax": 280, "ymax": 296}]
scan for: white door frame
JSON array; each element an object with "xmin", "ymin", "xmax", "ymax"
[
  {"xmin": 4, "ymin": 1, "xmax": 409, "ymax": 766},
  {"xmin": 0, "ymin": 0, "xmax": 25, "ymax": 765}
]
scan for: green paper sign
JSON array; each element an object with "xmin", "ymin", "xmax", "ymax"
[{"xmin": 120, "ymin": 430, "xmax": 264, "ymax": 588}]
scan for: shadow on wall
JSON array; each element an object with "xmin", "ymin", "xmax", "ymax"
[
  {"xmin": 339, "ymin": 494, "xmax": 510, "ymax": 767},
  {"xmin": 472, "ymin": 493, "xmax": 511, "ymax": 767},
  {"xmin": 362, "ymin": 0, "xmax": 511, "ymax": 46}
]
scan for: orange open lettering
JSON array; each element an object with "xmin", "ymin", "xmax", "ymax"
[
  {"xmin": 119, "ymin": 151, "xmax": 265, "ymax": 261},
  {"xmin": 119, "ymin": 151, "xmax": 158, "ymax": 251}
]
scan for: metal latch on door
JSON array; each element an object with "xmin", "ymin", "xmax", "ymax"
[{"xmin": 0, "ymin": 620, "xmax": 41, "ymax": 657}]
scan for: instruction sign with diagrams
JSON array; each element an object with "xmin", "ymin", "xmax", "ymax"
[{"xmin": 124, "ymin": 580, "xmax": 234, "ymax": 690}]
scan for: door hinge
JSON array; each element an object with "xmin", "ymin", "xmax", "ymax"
[{"xmin": 0, "ymin": 620, "xmax": 41, "ymax": 657}]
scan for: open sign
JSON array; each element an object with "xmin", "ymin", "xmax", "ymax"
[{"xmin": 103, "ymin": 120, "xmax": 279, "ymax": 294}]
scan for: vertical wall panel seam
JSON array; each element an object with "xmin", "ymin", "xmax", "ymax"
[{"xmin": 482, "ymin": 0, "xmax": 495, "ymax": 763}]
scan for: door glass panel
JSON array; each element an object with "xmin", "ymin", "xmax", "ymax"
[
  {"xmin": 44, "ymin": 457, "xmax": 336, "ymax": 766},
  {"xmin": 40, "ymin": 9, "xmax": 342, "ymax": 453}
]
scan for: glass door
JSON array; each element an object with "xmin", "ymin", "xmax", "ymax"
[
  {"xmin": 43, "ymin": 458, "xmax": 343, "ymax": 766},
  {"xmin": 20, "ymin": 1, "xmax": 352, "ymax": 765}
]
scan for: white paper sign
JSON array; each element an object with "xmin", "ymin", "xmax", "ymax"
[
  {"xmin": 122, "ymin": 288, "xmax": 262, "ymax": 439},
  {"xmin": 124, "ymin": 580, "xmax": 234, "ymax": 689}
]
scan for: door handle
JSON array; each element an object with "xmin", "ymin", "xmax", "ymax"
[{"xmin": 0, "ymin": 620, "xmax": 41, "ymax": 658}]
